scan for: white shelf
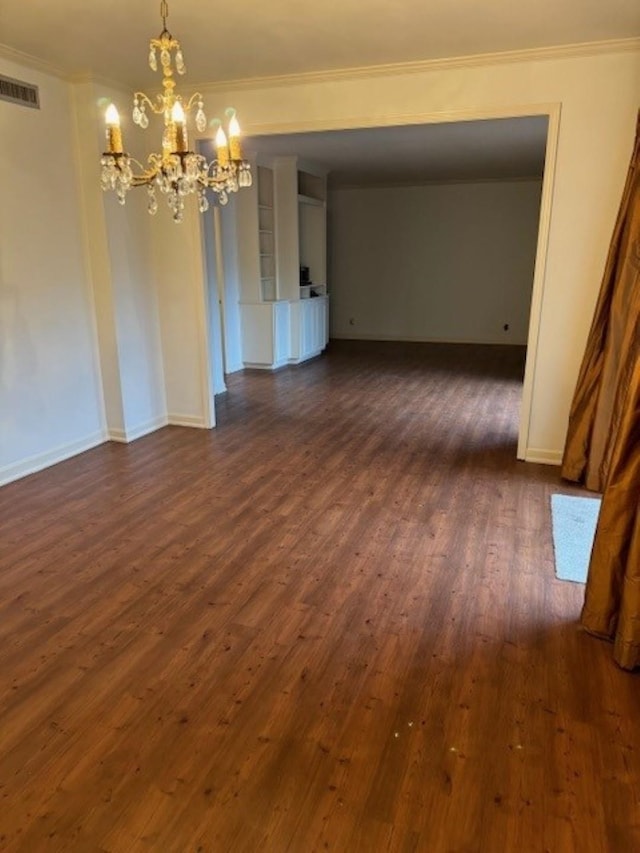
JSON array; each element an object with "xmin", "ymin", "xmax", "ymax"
[
  {"xmin": 257, "ymin": 165, "xmax": 276, "ymax": 302},
  {"xmin": 298, "ymin": 193, "xmax": 325, "ymax": 207},
  {"xmin": 261, "ymin": 278, "xmax": 277, "ymax": 302}
]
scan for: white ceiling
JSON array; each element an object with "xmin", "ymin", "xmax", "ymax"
[
  {"xmin": 0, "ymin": 0, "xmax": 638, "ymax": 86},
  {"xmin": 239, "ymin": 117, "xmax": 549, "ymax": 187}
]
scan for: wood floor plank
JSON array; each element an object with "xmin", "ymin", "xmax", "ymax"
[{"xmin": 1, "ymin": 340, "xmax": 637, "ymax": 852}]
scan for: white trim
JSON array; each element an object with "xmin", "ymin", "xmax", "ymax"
[
  {"xmin": 239, "ymin": 300, "xmax": 292, "ymax": 306},
  {"xmin": 330, "ymin": 332, "xmax": 528, "ymax": 346},
  {"xmin": 192, "ymin": 37, "xmax": 640, "ymax": 93},
  {"xmin": 189, "ymin": 207, "xmax": 216, "ymax": 429},
  {"xmin": 1, "ymin": 36, "xmax": 638, "ymax": 90},
  {"xmin": 0, "ymin": 431, "xmax": 107, "ymax": 487},
  {"xmin": 167, "ymin": 414, "xmax": 211, "ymax": 428},
  {"xmin": 518, "ymin": 104, "xmax": 562, "ymax": 460},
  {"xmin": 212, "ymin": 205, "xmax": 229, "ymax": 377},
  {"xmin": 222, "ymin": 103, "xmax": 565, "ymax": 140},
  {"xmin": 234, "ymin": 101, "xmax": 562, "ymax": 467},
  {"xmin": 65, "ymin": 71, "xmax": 128, "ymax": 90},
  {"xmin": 0, "ymin": 42, "xmax": 66, "ymax": 79},
  {"xmin": 524, "ymin": 448, "xmax": 563, "ymax": 466},
  {"xmin": 0, "ymin": 44, "xmax": 126, "ymax": 90},
  {"xmin": 242, "ymin": 359, "xmax": 290, "ymax": 371},
  {"xmin": 108, "ymin": 415, "xmax": 168, "ymax": 444},
  {"xmin": 288, "ymin": 351, "xmax": 324, "ymax": 364}
]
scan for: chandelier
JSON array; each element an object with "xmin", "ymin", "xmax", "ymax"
[{"xmin": 100, "ymin": 0, "xmax": 252, "ymax": 222}]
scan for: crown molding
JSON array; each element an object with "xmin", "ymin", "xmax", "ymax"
[
  {"xmin": 66, "ymin": 71, "xmax": 130, "ymax": 93},
  {"xmin": 192, "ymin": 36, "xmax": 640, "ymax": 93},
  {"xmin": 1, "ymin": 35, "xmax": 638, "ymax": 93},
  {"xmin": 0, "ymin": 45, "xmax": 128, "ymax": 91},
  {"xmin": 0, "ymin": 42, "xmax": 66, "ymax": 80}
]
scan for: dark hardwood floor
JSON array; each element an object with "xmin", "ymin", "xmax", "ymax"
[{"xmin": 1, "ymin": 341, "xmax": 638, "ymax": 852}]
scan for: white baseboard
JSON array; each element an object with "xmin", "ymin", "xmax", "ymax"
[
  {"xmin": 523, "ymin": 448, "xmax": 563, "ymax": 466},
  {"xmin": 0, "ymin": 430, "xmax": 107, "ymax": 487},
  {"xmin": 242, "ymin": 360, "xmax": 289, "ymax": 371},
  {"xmin": 225, "ymin": 361, "xmax": 245, "ymax": 374},
  {"xmin": 108, "ymin": 415, "xmax": 168, "ymax": 444},
  {"xmin": 289, "ymin": 349, "xmax": 324, "ymax": 365},
  {"xmin": 167, "ymin": 414, "xmax": 212, "ymax": 429},
  {"xmin": 331, "ymin": 332, "xmax": 528, "ymax": 346}
]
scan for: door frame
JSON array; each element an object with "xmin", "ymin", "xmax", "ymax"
[{"xmin": 238, "ymin": 102, "xmax": 562, "ymax": 460}]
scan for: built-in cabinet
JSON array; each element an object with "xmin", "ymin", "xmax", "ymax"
[
  {"xmin": 238, "ymin": 156, "xmax": 329, "ymax": 369},
  {"xmin": 290, "ymin": 296, "xmax": 329, "ymax": 363},
  {"xmin": 240, "ymin": 301, "xmax": 290, "ymax": 369}
]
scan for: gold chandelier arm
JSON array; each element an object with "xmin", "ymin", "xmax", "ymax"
[
  {"xmin": 123, "ymin": 156, "xmax": 159, "ymax": 187},
  {"xmin": 131, "ymin": 174, "xmax": 157, "ymax": 188},
  {"xmin": 133, "ymin": 92, "xmax": 166, "ymax": 115},
  {"xmin": 184, "ymin": 92, "xmax": 203, "ymax": 112}
]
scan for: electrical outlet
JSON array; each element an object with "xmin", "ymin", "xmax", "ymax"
[
  {"xmin": 349, "ymin": 318, "xmax": 355, "ymax": 326},
  {"xmin": 503, "ymin": 323, "xmax": 510, "ymax": 331}
]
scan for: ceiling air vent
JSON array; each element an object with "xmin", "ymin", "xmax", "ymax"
[{"xmin": 0, "ymin": 74, "xmax": 40, "ymax": 109}]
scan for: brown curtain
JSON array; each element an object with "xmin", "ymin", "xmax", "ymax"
[{"xmin": 561, "ymin": 111, "xmax": 640, "ymax": 669}]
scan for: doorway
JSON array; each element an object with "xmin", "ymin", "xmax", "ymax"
[{"xmin": 235, "ymin": 108, "xmax": 558, "ymax": 459}]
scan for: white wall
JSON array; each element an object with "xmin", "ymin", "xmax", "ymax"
[
  {"xmin": 72, "ymin": 80, "xmax": 167, "ymax": 443},
  {"xmin": 0, "ymin": 59, "xmax": 105, "ymax": 484},
  {"xmin": 329, "ymin": 180, "xmax": 542, "ymax": 344},
  {"xmin": 1, "ymin": 63, "xmax": 198, "ymax": 484},
  {"xmin": 151, "ymin": 203, "xmax": 214, "ymax": 428},
  {"xmin": 197, "ymin": 44, "xmax": 640, "ymax": 461},
  {"xmin": 102, "ymin": 188, "xmax": 167, "ymax": 439},
  {"xmin": 80, "ymin": 82, "xmax": 214, "ymax": 433}
]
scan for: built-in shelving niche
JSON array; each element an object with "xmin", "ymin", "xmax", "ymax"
[{"xmin": 258, "ymin": 165, "xmax": 276, "ymax": 301}]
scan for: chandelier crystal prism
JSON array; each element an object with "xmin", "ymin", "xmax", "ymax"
[{"xmin": 100, "ymin": 0, "xmax": 252, "ymax": 222}]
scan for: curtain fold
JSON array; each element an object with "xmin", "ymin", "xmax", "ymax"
[
  {"xmin": 562, "ymin": 112, "xmax": 640, "ymax": 492},
  {"xmin": 561, "ymin": 111, "xmax": 640, "ymax": 670}
]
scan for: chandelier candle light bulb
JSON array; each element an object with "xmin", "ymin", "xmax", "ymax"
[
  {"xmin": 228, "ymin": 115, "xmax": 242, "ymax": 160},
  {"xmin": 171, "ymin": 101, "xmax": 188, "ymax": 153},
  {"xmin": 100, "ymin": 0, "xmax": 251, "ymax": 221},
  {"xmin": 216, "ymin": 126, "xmax": 230, "ymax": 166},
  {"xmin": 105, "ymin": 104, "xmax": 123, "ymax": 154}
]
